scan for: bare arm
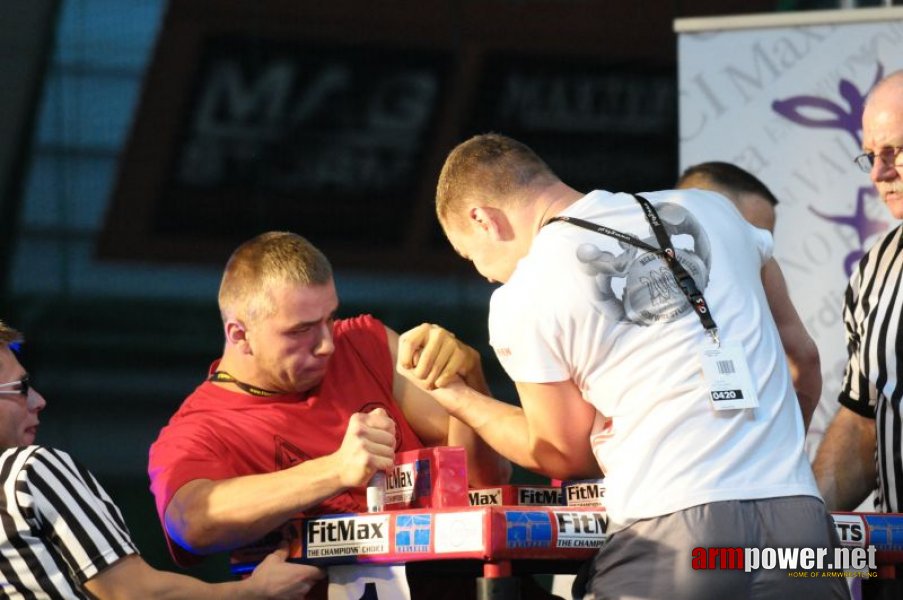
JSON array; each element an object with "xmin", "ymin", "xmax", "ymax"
[
  {"xmin": 84, "ymin": 546, "xmax": 323, "ymax": 600},
  {"xmin": 812, "ymin": 405, "xmax": 876, "ymax": 510},
  {"xmin": 396, "ymin": 323, "xmax": 598, "ymax": 480},
  {"xmin": 512, "ymin": 379, "xmax": 601, "ymax": 479},
  {"xmin": 389, "ymin": 325, "xmax": 511, "ymax": 486},
  {"xmin": 401, "ymin": 373, "xmax": 599, "ymax": 481},
  {"xmin": 762, "ymin": 258, "xmax": 821, "ymax": 430},
  {"xmin": 164, "ymin": 409, "xmax": 396, "ymax": 554}
]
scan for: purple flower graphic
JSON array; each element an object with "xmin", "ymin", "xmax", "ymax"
[
  {"xmin": 809, "ymin": 186, "xmax": 889, "ymax": 276},
  {"xmin": 773, "ymin": 64, "xmax": 888, "ymax": 276},
  {"xmin": 772, "ymin": 65, "xmax": 883, "ymax": 148}
]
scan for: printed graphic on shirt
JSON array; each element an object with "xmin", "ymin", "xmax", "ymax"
[
  {"xmin": 275, "ymin": 435, "xmax": 309, "ymax": 468},
  {"xmin": 575, "ymin": 203, "xmax": 711, "ymax": 326}
]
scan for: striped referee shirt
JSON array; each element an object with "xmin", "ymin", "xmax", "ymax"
[
  {"xmin": 840, "ymin": 223, "xmax": 903, "ymax": 512},
  {"xmin": 0, "ymin": 446, "xmax": 138, "ymax": 599}
]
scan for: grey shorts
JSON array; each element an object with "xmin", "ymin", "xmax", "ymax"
[{"xmin": 578, "ymin": 496, "xmax": 851, "ymax": 600}]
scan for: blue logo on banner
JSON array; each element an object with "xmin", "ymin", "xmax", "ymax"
[
  {"xmin": 395, "ymin": 514, "xmax": 432, "ymax": 552},
  {"xmin": 505, "ymin": 511, "xmax": 552, "ymax": 548},
  {"xmin": 864, "ymin": 514, "xmax": 903, "ymax": 550}
]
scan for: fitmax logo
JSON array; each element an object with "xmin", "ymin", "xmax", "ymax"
[
  {"xmin": 556, "ymin": 512, "xmax": 608, "ymax": 535},
  {"xmin": 469, "ymin": 489, "xmax": 502, "ymax": 505},
  {"xmin": 386, "ymin": 467, "xmax": 414, "ymax": 490},
  {"xmin": 519, "ymin": 488, "xmax": 562, "ymax": 505},
  {"xmin": 566, "ymin": 484, "xmax": 604, "ymax": 502},
  {"xmin": 307, "ymin": 519, "xmax": 385, "ymax": 543}
]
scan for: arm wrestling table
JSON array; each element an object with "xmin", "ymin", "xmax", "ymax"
[
  {"xmin": 231, "ymin": 504, "xmax": 603, "ymax": 599},
  {"xmin": 231, "ymin": 507, "xmax": 903, "ymax": 600}
]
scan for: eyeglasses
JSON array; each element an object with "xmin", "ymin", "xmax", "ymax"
[
  {"xmin": 854, "ymin": 146, "xmax": 903, "ymax": 173},
  {"xmin": 0, "ymin": 374, "xmax": 29, "ymax": 397},
  {"xmin": 0, "ymin": 375, "xmax": 38, "ymax": 409}
]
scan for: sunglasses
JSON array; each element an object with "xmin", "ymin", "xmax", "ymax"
[{"xmin": 0, "ymin": 375, "xmax": 39, "ymax": 409}]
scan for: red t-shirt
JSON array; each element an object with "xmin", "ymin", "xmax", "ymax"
[{"xmin": 148, "ymin": 314, "xmax": 426, "ymax": 565}]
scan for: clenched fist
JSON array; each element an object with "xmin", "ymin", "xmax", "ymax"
[{"xmin": 334, "ymin": 408, "xmax": 397, "ymax": 487}]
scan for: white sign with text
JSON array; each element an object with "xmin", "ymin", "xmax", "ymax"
[{"xmin": 677, "ymin": 7, "xmax": 903, "ymax": 458}]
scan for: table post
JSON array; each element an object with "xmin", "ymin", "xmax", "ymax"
[{"xmin": 476, "ymin": 560, "xmax": 520, "ymax": 600}]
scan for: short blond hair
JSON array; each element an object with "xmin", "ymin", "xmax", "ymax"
[
  {"xmin": 218, "ymin": 232, "xmax": 333, "ymax": 324},
  {"xmin": 436, "ymin": 133, "xmax": 559, "ymax": 227},
  {"xmin": 0, "ymin": 321, "xmax": 23, "ymax": 347}
]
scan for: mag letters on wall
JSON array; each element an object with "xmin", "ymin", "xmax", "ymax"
[{"xmin": 101, "ymin": 0, "xmax": 677, "ymax": 273}]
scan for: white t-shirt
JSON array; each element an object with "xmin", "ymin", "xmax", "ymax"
[{"xmin": 489, "ymin": 189, "xmax": 819, "ymax": 531}]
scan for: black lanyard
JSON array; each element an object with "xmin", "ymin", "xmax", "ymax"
[
  {"xmin": 208, "ymin": 370, "xmax": 281, "ymax": 397},
  {"xmin": 544, "ymin": 194, "xmax": 719, "ymax": 342}
]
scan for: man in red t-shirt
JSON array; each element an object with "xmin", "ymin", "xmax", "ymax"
[{"xmin": 148, "ymin": 231, "xmax": 510, "ymax": 597}]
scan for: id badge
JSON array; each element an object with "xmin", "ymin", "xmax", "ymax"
[{"xmin": 699, "ymin": 340, "xmax": 758, "ymax": 410}]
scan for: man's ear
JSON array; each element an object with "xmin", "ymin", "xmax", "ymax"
[
  {"xmin": 469, "ymin": 206, "xmax": 511, "ymax": 241},
  {"xmin": 225, "ymin": 320, "xmax": 253, "ymax": 354}
]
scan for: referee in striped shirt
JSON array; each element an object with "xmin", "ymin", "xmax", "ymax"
[
  {"xmin": 0, "ymin": 320, "xmax": 322, "ymax": 599},
  {"xmin": 814, "ymin": 72, "xmax": 903, "ymax": 516}
]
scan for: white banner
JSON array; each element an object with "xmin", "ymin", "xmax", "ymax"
[{"xmin": 676, "ymin": 7, "xmax": 903, "ymax": 455}]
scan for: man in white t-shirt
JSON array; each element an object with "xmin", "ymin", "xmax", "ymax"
[{"xmin": 398, "ymin": 134, "xmax": 848, "ymax": 599}]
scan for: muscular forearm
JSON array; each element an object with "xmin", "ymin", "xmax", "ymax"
[
  {"xmin": 449, "ymin": 363, "xmax": 512, "ymax": 485},
  {"xmin": 85, "ymin": 553, "xmax": 319, "ymax": 600},
  {"xmin": 813, "ymin": 407, "xmax": 876, "ymax": 510},
  {"xmin": 167, "ymin": 454, "xmax": 346, "ymax": 553},
  {"xmin": 168, "ymin": 408, "xmax": 397, "ymax": 554},
  {"xmin": 431, "ymin": 383, "xmax": 535, "ymax": 468},
  {"xmin": 395, "ymin": 324, "xmax": 596, "ymax": 479},
  {"xmin": 433, "ymin": 382, "xmax": 592, "ymax": 480},
  {"xmin": 448, "ymin": 415, "xmax": 512, "ymax": 486},
  {"xmin": 87, "ymin": 558, "xmax": 248, "ymax": 600}
]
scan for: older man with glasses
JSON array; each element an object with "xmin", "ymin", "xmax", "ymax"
[{"xmin": 814, "ymin": 69, "xmax": 903, "ymax": 518}]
